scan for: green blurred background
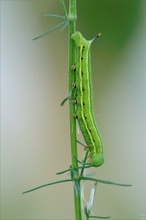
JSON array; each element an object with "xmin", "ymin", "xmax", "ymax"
[{"xmin": 1, "ymin": 0, "xmax": 146, "ymax": 219}]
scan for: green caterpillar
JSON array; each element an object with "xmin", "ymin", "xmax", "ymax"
[{"xmin": 71, "ymin": 31, "xmax": 104, "ymax": 167}]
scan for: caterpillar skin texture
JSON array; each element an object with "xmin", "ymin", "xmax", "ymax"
[{"xmin": 71, "ymin": 31, "xmax": 104, "ymax": 167}]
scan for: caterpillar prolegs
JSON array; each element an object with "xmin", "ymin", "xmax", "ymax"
[{"xmin": 71, "ymin": 31, "xmax": 104, "ymax": 167}]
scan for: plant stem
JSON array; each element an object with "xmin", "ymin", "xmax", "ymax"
[{"xmin": 68, "ymin": 0, "xmax": 82, "ymax": 219}]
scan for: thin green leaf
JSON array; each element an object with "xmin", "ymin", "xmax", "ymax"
[
  {"xmin": 60, "ymin": 0, "xmax": 68, "ymax": 18},
  {"xmin": 80, "ymin": 150, "xmax": 90, "ymax": 176},
  {"xmin": 76, "ymin": 139, "xmax": 86, "ymax": 147},
  {"xmin": 56, "ymin": 168, "xmax": 70, "ymax": 175},
  {"xmin": 44, "ymin": 13, "xmax": 66, "ymax": 20},
  {"xmin": 33, "ymin": 21, "xmax": 66, "ymax": 40},
  {"xmin": 89, "ymin": 216, "xmax": 111, "ymax": 219},
  {"xmin": 60, "ymin": 96, "xmax": 68, "ymax": 106},
  {"xmin": 61, "ymin": 20, "xmax": 70, "ymax": 30},
  {"xmin": 84, "ymin": 207, "xmax": 90, "ymax": 219},
  {"xmin": 78, "ymin": 165, "xmax": 91, "ymax": 170},
  {"xmin": 81, "ymin": 177, "xmax": 132, "ymax": 187},
  {"xmin": 56, "ymin": 164, "xmax": 91, "ymax": 176},
  {"xmin": 22, "ymin": 179, "xmax": 72, "ymax": 194},
  {"xmin": 72, "ymin": 154, "xmax": 82, "ymax": 164}
]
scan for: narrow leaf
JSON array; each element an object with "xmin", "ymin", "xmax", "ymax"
[
  {"xmin": 72, "ymin": 154, "xmax": 82, "ymax": 164},
  {"xmin": 60, "ymin": 96, "xmax": 68, "ymax": 106},
  {"xmin": 44, "ymin": 13, "xmax": 66, "ymax": 20},
  {"xmin": 56, "ymin": 168, "xmax": 70, "ymax": 175},
  {"xmin": 81, "ymin": 177, "xmax": 132, "ymax": 187},
  {"xmin": 22, "ymin": 179, "xmax": 72, "ymax": 194},
  {"xmin": 89, "ymin": 216, "xmax": 111, "ymax": 219},
  {"xmin": 33, "ymin": 21, "xmax": 66, "ymax": 40},
  {"xmin": 60, "ymin": 20, "xmax": 70, "ymax": 30},
  {"xmin": 60, "ymin": 0, "xmax": 68, "ymax": 18},
  {"xmin": 84, "ymin": 206, "xmax": 89, "ymax": 217},
  {"xmin": 76, "ymin": 139, "xmax": 86, "ymax": 147}
]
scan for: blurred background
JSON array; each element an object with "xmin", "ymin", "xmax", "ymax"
[{"xmin": 1, "ymin": 0, "xmax": 146, "ymax": 219}]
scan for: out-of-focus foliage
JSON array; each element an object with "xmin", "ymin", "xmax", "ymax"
[{"xmin": 77, "ymin": 0, "xmax": 141, "ymax": 52}]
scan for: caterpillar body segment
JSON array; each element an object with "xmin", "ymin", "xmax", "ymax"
[{"xmin": 71, "ymin": 31, "xmax": 104, "ymax": 167}]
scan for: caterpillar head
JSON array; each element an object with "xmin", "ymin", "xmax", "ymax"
[
  {"xmin": 90, "ymin": 154, "xmax": 104, "ymax": 167},
  {"xmin": 71, "ymin": 31, "xmax": 100, "ymax": 48},
  {"xmin": 71, "ymin": 31, "xmax": 89, "ymax": 47}
]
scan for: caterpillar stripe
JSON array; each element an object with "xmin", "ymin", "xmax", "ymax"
[{"xmin": 71, "ymin": 31, "xmax": 104, "ymax": 167}]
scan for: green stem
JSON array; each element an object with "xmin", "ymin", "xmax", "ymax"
[{"xmin": 68, "ymin": 0, "xmax": 82, "ymax": 220}]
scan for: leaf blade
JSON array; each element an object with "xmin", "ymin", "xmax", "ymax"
[
  {"xmin": 22, "ymin": 179, "xmax": 72, "ymax": 194},
  {"xmin": 81, "ymin": 176, "xmax": 132, "ymax": 187}
]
